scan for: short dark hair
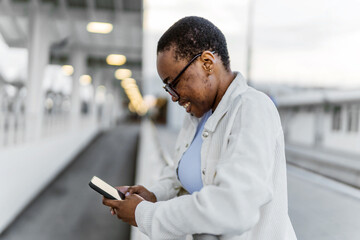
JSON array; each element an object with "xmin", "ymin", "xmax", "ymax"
[{"xmin": 157, "ymin": 16, "xmax": 230, "ymax": 71}]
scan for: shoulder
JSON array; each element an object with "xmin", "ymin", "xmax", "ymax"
[
  {"xmin": 227, "ymin": 73, "xmax": 278, "ymax": 117},
  {"xmin": 231, "ymin": 86, "xmax": 282, "ymax": 131},
  {"xmin": 243, "ymin": 87, "xmax": 277, "ymax": 111}
]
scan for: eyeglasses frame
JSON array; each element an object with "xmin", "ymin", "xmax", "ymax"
[{"xmin": 163, "ymin": 51, "xmax": 215, "ymax": 101}]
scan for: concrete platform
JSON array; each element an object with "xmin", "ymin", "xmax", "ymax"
[
  {"xmin": 286, "ymin": 144, "xmax": 360, "ymax": 188},
  {"xmin": 0, "ymin": 123, "xmax": 139, "ymax": 240},
  {"xmin": 288, "ymin": 165, "xmax": 360, "ymax": 239},
  {"xmin": 3, "ymin": 120, "xmax": 360, "ymax": 240}
]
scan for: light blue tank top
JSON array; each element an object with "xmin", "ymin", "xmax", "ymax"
[{"xmin": 177, "ymin": 111, "xmax": 212, "ymax": 194}]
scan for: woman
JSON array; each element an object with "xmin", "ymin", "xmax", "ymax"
[{"xmin": 103, "ymin": 16, "xmax": 297, "ymax": 240}]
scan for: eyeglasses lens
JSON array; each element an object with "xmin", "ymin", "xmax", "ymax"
[{"xmin": 164, "ymin": 85, "xmax": 179, "ymax": 100}]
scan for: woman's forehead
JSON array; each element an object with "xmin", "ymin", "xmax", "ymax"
[
  {"xmin": 157, "ymin": 48, "xmax": 176, "ymax": 63},
  {"xmin": 156, "ymin": 51, "xmax": 174, "ymax": 80},
  {"xmin": 157, "ymin": 50, "xmax": 183, "ymax": 75}
]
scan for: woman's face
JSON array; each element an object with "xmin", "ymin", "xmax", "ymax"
[{"xmin": 157, "ymin": 48, "xmax": 219, "ymax": 118}]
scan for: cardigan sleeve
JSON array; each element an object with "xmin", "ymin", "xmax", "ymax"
[
  {"xmin": 147, "ymin": 163, "xmax": 182, "ymax": 201},
  {"xmin": 135, "ymin": 91, "xmax": 282, "ymax": 239}
]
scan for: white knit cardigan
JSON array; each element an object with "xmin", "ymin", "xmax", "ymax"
[{"xmin": 135, "ymin": 72, "xmax": 297, "ymax": 240}]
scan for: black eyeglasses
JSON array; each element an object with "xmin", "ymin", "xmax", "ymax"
[{"xmin": 163, "ymin": 51, "xmax": 214, "ymax": 101}]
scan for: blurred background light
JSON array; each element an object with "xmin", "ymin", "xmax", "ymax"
[
  {"xmin": 115, "ymin": 69, "xmax": 132, "ymax": 80},
  {"xmin": 106, "ymin": 54, "xmax": 127, "ymax": 66},
  {"xmin": 122, "ymin": 77, "xmax": 136, "ymax": 84},
  {"xmin": 95, "ymin": 85, "xmax": 106, "ymax": 104},
  {"xmin": 96, "ymin": 85, "xmax": 106, "ymax": 92},
  {"xmin": 86, "ymin": 22, "xmax": 113, "ymax": 34},
  {"xmin": 61, "ymin": 65, "xmax": 74, "ymax": 76},
  {"xmin": 143, "ymin": 94, "xmax": 157, "ymax": 108},
  {"xmin": 128, "ymin": 102, "xmax": 136, "ymax": 113},
  {"xmin": 79, "ymin": 75, "xmax": 92, "ymax": 86}
]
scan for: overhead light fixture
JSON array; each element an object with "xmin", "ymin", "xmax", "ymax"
[
  {"xmin": 107, "ymin": 54, "xmax": 126, "ymax": 66},
  {"xmin": 115, "ymin": 69, "xmax": 132, "ymax": 80},
  {"xmin": 128, "ymin": 102, "xmax": 136, "ymax": 113},
  {"xmin": 79, "ymin": 75, "xmax": 92, "ymax": 86},
  {"xmin": 95, "ymin": 85, "xmax": 106, "ymax": 103},
  {"xmin": 87, "ymin": 22, "xmax": 113, "ymax": 34},
  {"xmin": 119, "ymin": 77, "xmax": 148, "ymax": 116},
  {"xmin": 121, "ymin": 78, "xmax": 136, "ymax": 88},
  {"xmin": 61, "ymin": 65, "xmax": 74, "ymax": 76},
  {"xmin": 97, "ymin": 85, "xmax": 106, "ymax": 92}
]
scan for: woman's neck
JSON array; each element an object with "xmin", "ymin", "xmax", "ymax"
[{"xmin": 211, "ymin": 69, "xmax": 236, "ymax": 113}]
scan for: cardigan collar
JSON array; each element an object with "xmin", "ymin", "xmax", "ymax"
[{"xmin": 189, "ymin": 71, "xmax": 248, "ymax": 132}]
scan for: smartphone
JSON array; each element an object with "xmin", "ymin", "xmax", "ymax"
[{"xmin": 89, "ymin": 176, "xmax": 125, "ymax": 200}]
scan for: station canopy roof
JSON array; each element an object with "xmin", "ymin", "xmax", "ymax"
[{"xmin": 0, "ymin": 0, "xmax": 143, "ymax": 70}]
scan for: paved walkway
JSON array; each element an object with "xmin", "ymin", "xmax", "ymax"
[
  {"xmin": 0, "ymin": 122, "xmax": 139, "ymax": 240},
  {"xmin": 3, "ymin": 122, "xmax": 360, "ymax": 240},
  {"xmin": 286, "ymin": 143, "xmax": 360, "ymax": 188},
  {"xmin": 287, "ymin": 165, "xmax": 360, "ymax": 240}
]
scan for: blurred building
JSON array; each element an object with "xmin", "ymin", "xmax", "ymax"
[
  {"xmin": 277, "ymin": 90, "xmax": 360, "ymax": 153},
  {"xmin": 276, "ymin": 90, "xmax": 360, "ymax": 187}
]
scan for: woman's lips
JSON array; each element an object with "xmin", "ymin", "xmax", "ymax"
[{"xmin": 183, "ymin": 102, "xmax": 191, "ymax": 113}]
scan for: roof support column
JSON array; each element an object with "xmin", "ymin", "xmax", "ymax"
[
  {"xmin": 314, "ymin": 106, "xmax": 325, "ymax": 147},
  {"xmin": 91, "ymin": 69, "xmax": 102, "ymax": 124},
  {"xmin": 26, "ymin": 1, "xmax": 51, "ymax": 142},
  {"xmin": 70, "ymin": 48, "xmax": 86, "ymax": 127}
]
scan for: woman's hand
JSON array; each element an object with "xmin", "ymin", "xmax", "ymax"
[
  {"xmin": 102, "ymin": 194, "xmax": 144, "ymax": 226},
  {"xmin": 103, "ymin": 185, "xmax": 157, "ymax": 226},
  {"xmin": 125, "ymin": 185, "xmax": 157, "ymax": 203},
  {"xmin": 113, "ymin": 185, "xmax": 156, "ymax": 203}
]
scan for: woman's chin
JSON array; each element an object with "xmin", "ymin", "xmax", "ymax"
[{"xmin": 192, "ymin": 110, "xmax": 206, "ymax": 118}]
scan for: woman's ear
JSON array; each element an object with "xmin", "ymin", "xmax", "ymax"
[
  {"xmin": 201, "ymin": 51, "xmax": 215, "ymax": 72},
  {"xmin": 203, "ymin": 61, "xmax": 212, "ymax": 72}
]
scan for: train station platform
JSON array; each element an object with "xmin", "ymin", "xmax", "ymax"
[
  {"xmin": 1, "ymin": 119, "xmax": 360, "ymax": 240},
  {"xmin": 0, "ymin": 122, "xmax": 139, "ymax": 240}
]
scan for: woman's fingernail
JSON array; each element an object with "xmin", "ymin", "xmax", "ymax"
[{"xmin": 125, "ymin": 192, "xmax": 130, "ymax": 196}]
